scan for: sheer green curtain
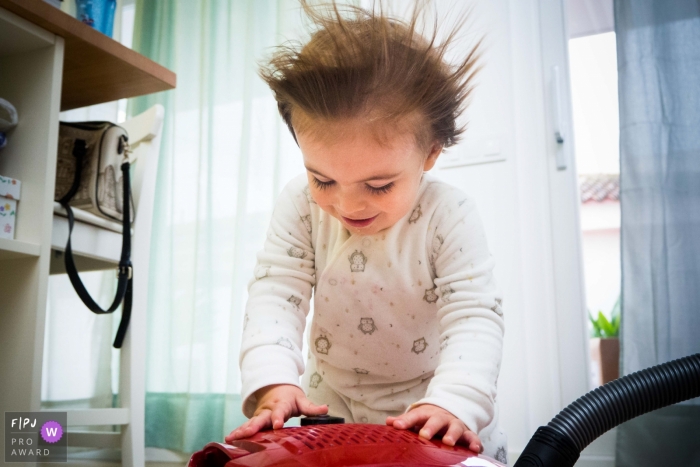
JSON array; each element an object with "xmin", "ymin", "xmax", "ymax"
[{"xmin": 128, "ymin": 0, "xmax": 307, "ymax": 453}]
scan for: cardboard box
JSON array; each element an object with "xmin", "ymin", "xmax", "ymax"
[
  {"xmin": 0, "ymin": 197, "xmax": 17, "ymax": 239},
  {"xmin": 0, "ymin": 175, "xmax": 21, "ymax": 200}
]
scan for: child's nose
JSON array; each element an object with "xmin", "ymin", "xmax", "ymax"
[{"xmin": 336, "ymin": 192, "xmax": 367, "ymax": 216}]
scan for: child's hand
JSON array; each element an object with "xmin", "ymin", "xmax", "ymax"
[
  {"xmin": 224, "ymin": 384, "xmax": 327, "ymax": 442},
  {"xmin": 385, "ymin": 404, "xmax": 482, "ymax": 452}
]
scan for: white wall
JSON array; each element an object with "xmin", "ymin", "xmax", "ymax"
[{"xmin": 428, "ymin": 0, "xmax": 540, "ymax": 456}]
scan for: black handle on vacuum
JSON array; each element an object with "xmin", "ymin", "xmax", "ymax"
[
  {"xmin": 300, "ymin": 415, "xmax": 345, "ymax": 425},
  {"xmin": 514, "ymin": 353, "xmax": 700, "ymax": 467}
]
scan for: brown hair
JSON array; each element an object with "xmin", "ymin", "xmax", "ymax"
[{"xmin": 259, "ymin": 1, "xmax": 481, "ymax": 152}]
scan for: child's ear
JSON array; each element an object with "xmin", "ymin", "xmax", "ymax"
[{"xmin": 423, "ymin": 143, "xmax": 443, "ymax": 171}]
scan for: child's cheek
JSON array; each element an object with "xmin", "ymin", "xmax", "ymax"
[
  {"xmin": 313, "ymin": 192, "xmax": 336, "ymax": 216},
  {"xmin": 387, "ymin": 187, "xmax": 416, "ymax": 219}
]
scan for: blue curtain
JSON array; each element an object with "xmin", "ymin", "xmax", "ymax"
[{"xmin": 615, "ymin": 1, "xmax": 700, "ymax": 465}]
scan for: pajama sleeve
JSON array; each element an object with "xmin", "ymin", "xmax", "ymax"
[
  {"xmin": 239, "ymin": 177, "xmax": 315, "ymax": 418},
  {"xmin": 410, "ymin": 190, "xmax": 504, "ymax": 434}
]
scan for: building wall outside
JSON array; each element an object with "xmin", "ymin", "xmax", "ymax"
[{"xmin": 580, "ymin": 201, "xmax": 620, "ymax": 318}]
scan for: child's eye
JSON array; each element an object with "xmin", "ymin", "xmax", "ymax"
[
  {"xmin": 366, "ymin": 182, "xmax": 394, "ymax": 195},
  {"xmin": 312, "ymin": 177, "xmax": 335, "ymax": 190}
]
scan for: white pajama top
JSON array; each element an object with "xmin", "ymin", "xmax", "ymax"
[{"xmin": 239, "ymin": 172, "xmax": 504, "ymax": 438}]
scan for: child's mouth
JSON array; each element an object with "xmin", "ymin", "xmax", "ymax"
[{"xmin": 342, "ymin": 214, "xmax": 378, "ymax": 228}]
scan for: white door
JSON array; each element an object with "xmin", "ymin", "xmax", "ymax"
[{"xmin": 537, "ymin": 0, "xmax": 590, "ymax": 409}]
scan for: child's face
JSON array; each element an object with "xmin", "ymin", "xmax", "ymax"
[{"xmin": 297, "ymin": 118, "xmax": 441, "ymax": 235}]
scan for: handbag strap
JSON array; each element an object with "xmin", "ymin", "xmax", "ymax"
[
  {"xmin": 60, "ymin": 138, "xmax": 133, "ymax": 349},
  {"xmin": 58, "ymin": 139, "xmax": 87, "ymax": 205}
]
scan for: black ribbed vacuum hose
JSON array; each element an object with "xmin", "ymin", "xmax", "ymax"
[{"xmin": 514, "ymin": 353, "xmax": 700, "ymax": 467}]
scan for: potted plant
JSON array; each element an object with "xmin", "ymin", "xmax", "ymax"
[{"xmin": 589, "ymin": 297, "xmax": 620, "ymax": 386}]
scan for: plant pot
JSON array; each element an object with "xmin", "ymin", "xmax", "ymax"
[{"xmin": 590, "ymin": 337, "xmax": 619, "ymax": 386}]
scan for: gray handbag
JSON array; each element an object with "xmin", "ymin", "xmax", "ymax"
[
  {"xmin": 54, "ymin": 120, "xmax": 134, "ymax": 349},
  {"xmin": 55, "ymin": 121, "xmax": 135, "ymax": 221}
]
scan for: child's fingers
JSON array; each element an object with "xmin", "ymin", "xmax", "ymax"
[
  {"xmin": 389, "ymin": 408, "xmax": 429, "ymax": 430},
  {"xmin": 441, "ymin": 419, "xmax": 466, "ymax": 446},
  {"xmin": 224, "ymin": 427, "xmax": 240, "ymax": 443},
  {"xmin": 461, "ymin": 428, "xmax": 483, "ymax": 453},
  {"xmin": 270, "ymin": 403, "xmax": 290, "ymax": 430},
  {"xmin": 440, "ymin": 421, "xmax": 482, "ymax": 452},
  {"xmin": 296, "ymin": 394, "xmax": 328, "ymax": 416},
  {"xmin": 418, "ymin": 413, "xmax": 449, "ymax": 440},
  {"xmin": 244, "ymin": 412, "xmax": 273, "ymax": 435},
  {"xmin": 225, "ymin": 412, "xmax": 271, "ymax": 441},
  {"xmin": 225, "ymin": 420, "xmax": 254, "ymax": 442}
]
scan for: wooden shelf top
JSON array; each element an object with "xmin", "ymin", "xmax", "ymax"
[{"xmin": 0, "ymin": 0, "xmax": 176, "ymax": 111}]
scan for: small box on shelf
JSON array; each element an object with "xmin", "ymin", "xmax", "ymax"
[
  {"xmin": 0, "ymin": 198, "xmax": 17, "ymax": 239},
  {"xmin": 0, "ymin": 175, "xmax": 21, "ymax": 200},
  {"xmin": 0, "ymin": 175, "xmax": 21, "ymax": 239}
]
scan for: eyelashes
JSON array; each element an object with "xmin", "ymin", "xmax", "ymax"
[
  {"xmin": 311, "ymin": 177, "xmax": 394, "ymax": 195},
  {"xmin": 367, "ymin": 182, "xmax": 394, "ymax": 195},
  {"xmin": 311, "ymin": 177, "xmax": 333, "ymax": 191}
]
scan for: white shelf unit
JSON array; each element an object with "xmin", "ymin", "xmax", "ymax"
[
  {"xmin": 0, "ymin": 3, "xmax": 173, "ymax": 465},
  {"xmin": 0, "ymin": 237, "xmax": 41, "ymax": 259},
  {"xmin": 0, "ymin": 8, "xmax": 64, "ymax": 436}
]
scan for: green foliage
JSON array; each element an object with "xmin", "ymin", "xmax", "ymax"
[{"xmin": 589, "ymin": 296, "xmax": 620, "ymax": 338}]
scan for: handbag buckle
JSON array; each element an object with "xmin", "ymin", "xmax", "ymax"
[
  {"xmin": 119, "ymin": 135, "xmax": 132, "ymax": 163},
  {"xmin": 117, "ymin": 265, "xmax": 133, "ymax": 280}
]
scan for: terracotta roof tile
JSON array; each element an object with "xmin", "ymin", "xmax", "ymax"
[{"xmin": 579, "ymin": 174, "xmax": 619, "ymax": 203}]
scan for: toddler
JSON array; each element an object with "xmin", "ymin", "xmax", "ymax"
[{"xmin": 226, "ymin": 1, "xmax": 507, "ymax": 463}]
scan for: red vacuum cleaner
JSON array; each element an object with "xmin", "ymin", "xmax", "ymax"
[{"xmin": 188, "ymin": 353, "xmax": 700, "ymax": 466}]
